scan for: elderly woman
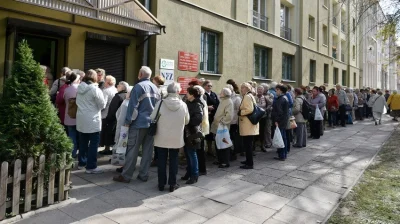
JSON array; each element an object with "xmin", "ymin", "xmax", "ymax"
[
  {"xmin": 292, "ymin": 88, "xmax": 307, "ymax": 148},
  {"xmin": 203, "ymin": 80, "xmax": 219, "ymax": 157},
  {"xmin": 151, "ymin": 82, "xmax": 189, "ymax": 192},
  {"xmin": 238, "ymin": 82, "xmax": 259, "ymax": 169},
  {"xmin": 64, "ymin": 72, "xmax": 81, "ymax": 158},
  {"xmin": 76, "ymin": 69, "xmax": 106, "ymax": 174},
  {"xmin": 211, "ymin": 88, "xmax": 233, "ymax": 168},
  {"xmin": 227, "ymin": 84, "xmax": 242, "ymax": 160},
  {"xmin": 308, "ymin": 87, "xmax": 326, "ymax": 139},
  {"xmin": 181, "ymin": 87, "xmax": 204, "ymax": 184},
  {"xmin": 355, "ymin": 89, "xmax": 365, "ymax": 121},
  {"xmin": 193, "ymin": 85, "xmax": 209, "ymax": 175},
  {"xmin": 100, "ymin": 75, "xmax": 118, "ymax": 151},
  {"xmin": 387, "ymin": 90, "xmax": 400, "ymax": 121},
  {"xmin": 260, "ymin": 83, "xmax": 274, "ymax": 149},
  {"xmin": 372, "ymin": 91, "xmax": 388, "ymax": 125},
  {"xmin": 254, "ymin": 86, "xmax": 267, "ymax": 152},
  {"xmin": 345, "ymin": 88, "xmax": 355, "ymax": 124},
  {"xmin": 327, "ymin": 89, "xmax": 339, "ymax": 127}
]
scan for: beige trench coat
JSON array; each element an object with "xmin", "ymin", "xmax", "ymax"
[{"xmin": 238, "ymin": 94, "xmax": 259, "ymax": 136}]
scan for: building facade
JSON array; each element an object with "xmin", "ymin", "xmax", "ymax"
[
  {"xmin": 0, "ymin": 0, "xmax": 163, "ymax": 94},
  {"xmin": 148, "ymin": 0, "xmax": 361, "ymax": 91}
]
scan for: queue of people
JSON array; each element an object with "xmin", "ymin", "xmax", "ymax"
[{"xmin": 49, "ymin": 65, "xmax": 400, "ymax": 193}]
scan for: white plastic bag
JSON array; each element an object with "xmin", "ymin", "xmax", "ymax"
[
  {"xmin": 314, "ymin": 107, "xmax": 323, "ymax": 121},
  {"xmin": 215, "ymin": 124, "xmax": 233, "ymax": 150},
  {"xmin": 116, "ymin": 126, "xmax": 129, "ymax": 154},
  {"xmin": 272, "ymin": 127, "xmax": 285, "ymax": 148},
  {"xmin": 111, "ymin": 148, "xmax": 126, "ymax": 166}
]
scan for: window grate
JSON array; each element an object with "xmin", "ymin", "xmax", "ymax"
[
  {"xmin": 282, "ymin": 54, "xmax": 293, "ymax": 80},
  {"xmin": 254, "ymin": 46, "xmax": 269, "ymax": 78},
  {"xmin": 310, "ymin": 60, "xmax": 316, "ymax": 83},
  {"xmin": 200, "ymin": 30, "xmax": 219, "ymax": 74}
]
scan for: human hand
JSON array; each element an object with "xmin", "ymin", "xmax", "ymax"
[
  {"xmin": 275, "ymin": 122, "xmax": 278, "ymax": 127},
  {"xmin": 208, "ymin": 106, "xmax": 214, "ymax": 111}
]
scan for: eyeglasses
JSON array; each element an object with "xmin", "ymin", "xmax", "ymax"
[{"xmin": 207, "ymin": 85, "xmax": 213, "ymax": 87}]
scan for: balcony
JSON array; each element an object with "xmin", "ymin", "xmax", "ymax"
[
  {"xmin": 341, "ymin": 23, "xmax": 346, "ymax": 33},
  {"xmin": 333, "ymin": 17, "xmax": 337, "ymax": 26},
  {"xmin": 280, "ymin": 25, "xmax": 292, "ymax": 41},
  {"xmin": 252, "ymin": 10, "xmax": 268, "ymax": 31},
  {"xmin": 341, "ymin": 53, "xmax": 345, "ymax": 62}
]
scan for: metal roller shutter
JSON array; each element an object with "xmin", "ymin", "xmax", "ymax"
[{"xmin": 84, "ymin": 41, "xmax": 126, "ymax": 83}]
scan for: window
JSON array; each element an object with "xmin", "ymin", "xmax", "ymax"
[
  {"xmin": 334, "ymin": 67, "xmax": 338, "ymax": 84},
  {"xmin": 352, "ymin": 45, "xmax": 356, "ymax": 60},
  {"xmin": 352, "ymin": 18, "xmax": 356, "ymax": 33},
  {"xmin": 342, "ymin": 70, "xmax": 347, "ymax": 86},
  {"xmin": 310, "ymin": 60, "xmax": 316, "ymax": 82},
  {"xmin": 253, "ymin": 0, "xmax": 267, "ymax": 31},
  {"xmin": 323, "ymin": 0, "xmax": 328, "ymax": 7},
  {"xmin": 282, "ymin": 54, "xmax": 293, "ymax": 80},
  {"xmin": 254, "ymin": 46, "xmax": 269, "ymax": 78},
  {"xmin": 280, "ymin": 4, "xmax": 291, "ymax": 40},
  {"xmin": 200, "ymin": 30, "xmax": 219, "ymax": 74},
  {"xmin": 309, "ymin": 16, "xmax": 315, "ymax": 39},
  {"xmin": 324, "ymin": 64, "xmax": 329, "ymax": 84},
  {"xmin": 353, "ymin": 72, "xmax": 357, "ymax": 87},
  {"xmin": 323, "ymin": 25, "xmax": 328, "ymax": 45}
]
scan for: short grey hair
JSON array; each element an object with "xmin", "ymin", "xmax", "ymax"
[
  {"xmin": 260, "ymin": 83, "xmax": 270, "ymax": 91},
  {"xmin": 257, "ymin": 86, "xmax": 264, "ymax": 91},
  {"xmin": 270, "ymin": 81, "xmax": 278, "ymax": 89},
  {"xmin": 61, "ymin": 67, "xmax": 70, "ymax": 75},
  {"xmin": 393, "ymin": 90, "xmax": 398, "ymax": 94},
  {"xmin": 105, "ymin": 75, "xmax": 116, "ymax": 85},
  {"xmin": 119, "ymin": 81, "xmax": 129, "ymax": 91},
  {"xmin": 139, "ymin": 66, "xmax": 152, "ymax": 78},
  {"xmin": 167, "ymin": 82, "xmax": 182, "ymax": 94},
  {"xmin": 226, "ymin": 84, "xmax": 234, "ymax": 93},
  {"xmin": 336, "ymin": 83, "xmax": 342, "ymax": 87},
  {"xmin": 221, "ymin": 88, "xmax": 232, "ymax": 97},
  {"xmin": 193, "ymin": 85, "xmax": 205, "ymax": 95}
]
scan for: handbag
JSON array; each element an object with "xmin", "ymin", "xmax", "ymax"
[
  {"xmin": 245, "ymin": 94, "xmax": 266, "ymax": 125},
  {"xmin": 287, "ymin": 116, "xmax": 297, "ymax": 129},
  {"xmin": 148, "ymin": 100, "xmax": 163, "ymax": 136},
  {"xmin": 345, "ymin": 104, "xmax": 353, "ymax": 111}
]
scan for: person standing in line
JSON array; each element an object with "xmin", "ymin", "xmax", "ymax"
[
  {"xmin": 387, "ymin": 90, "xmax": 400, "ymax": 121},
  {"xmin": 99, "ymin": 75, "xmax": 118, "ymax": 154},
  {"xmin": 345, "ymin": 88, "xmax": 355, "ymax": 124},
  {"xmin": 327, "ymin": 89, "xmax": 339, "ymax": 128},
  {"xmin": 355, "ymin": 89, "xmax": 365, "ymax": 121},
  {"xmin": 366, "ymin": 88, "xmax": 373, "ymax": 118},
  {"xmin": 181, "ymin": 87, "xmax": 204, "ymax": 184},
  {"xmin": 372, "ymin": 91, "xmax": 388, "ymax": 125},
  {"xmin": 261, "ymin": 83, "xmax": 274, "ymax": 149},
  {"xmin": 50, "ymin": 67, "xmax": 70, "ymax": 103},
  {"xmin": 211, "ymin": 88, "xmax": 233, "ymax": 168},
  {"xmin": 292, "ymin": 88, "xmax": 307, "ymax": 148},
  {"xmin": 254, "ymin": 86, "xmax": 268, "ymax": 152},
  {"xmin": 95, "ymin": 68, "xmax": 106, "ymax": 89},
  {"xmin": 151, "ymin": 82, "xmax": 189, "ymax": 192},
  {"xmin": 238, "ymin": 82, "xmax": 259, "ymax": 169},
  {"xmin": 384, "ymin": 90, "xmax": 391, "ymax": 114},
  {"xmin": 203, "ymin": 80, "xmax": 219, "ymax": 157},
  {"xmin": 56, "ymin": 70, "xmax": 72, "ymax": 133},
  {"xmin": 150, "ymin": 75, "xmax": 166, "ymax": 167},
  {"xmin": 271, "ymin": 84, "xmax": 289, "ymax": 161},
  {"xmin": 336, "ymin": 84, "xmax": 349, "ymax": 127},
  {"xmin": 76, "ymin": 70, "xmax": 106, "ymax": 173},
  {"xmin": 367, "ymin": 89, "xmax": 378, "ymax": 121},
  {"xmin": 64, "ymin": 72, "xmax": 81, "ymax": 158},
  {"xmin": 308, "ymin": 87, "xmax": 326, "ymax": 139},
  {"xmin": 226, "ymin": 83, "xmax": 242, "ymax": 160},
  {"xmin": 284, "ymin": 84, "xmax": 294, "ymax": 152},
  {"xmin": 113, "ymin": 66, "xmax": 160, "ymax": 183},
  {"xmin": 193, "ymin": 85, "xmax": 209, "ymax": 175}
]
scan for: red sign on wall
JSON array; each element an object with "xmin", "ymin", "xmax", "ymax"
[
  {"xmin": 178, "ymin": 51, "xmax": 199, "ymax": 72},
  {"xmin": 178, "ymin": 76, "xmax": 198, "ymax": 94}
]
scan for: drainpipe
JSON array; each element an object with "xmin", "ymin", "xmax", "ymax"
[{"xmin": 142, "ymin": 0, "xmax": 150, "ymax": 66}]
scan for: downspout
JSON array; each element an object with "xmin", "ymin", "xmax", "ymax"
[{"xmin": 142, "ymin": 0, "xmax": 150, "ymax": 66}]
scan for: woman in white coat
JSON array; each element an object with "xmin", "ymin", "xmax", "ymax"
[
  {"xmin": 151, "ymin": 82, "xmax": 189, "ymax": 192},
  {"xmin": 372, "ymin": 91, "xmax": 388, "ymax": 125},
  {"xmin": 76, "ymin": 69, "xmax": 106, "ymax": 174}
]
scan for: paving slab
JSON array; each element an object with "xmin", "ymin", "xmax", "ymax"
[
  {"xmin": 149, "ymin": 207, "xmax": 207, "ymax": 224},
  {"xmin": 143, "ymin": 194, "xmax": 186, "ymax": 213},
  {"xmin": 223, "ymin": 179, "xmax": 264, "ymax": 195},
  {"xmin": 203, "ymin": 187, "xmax": 250, "ymax": 205},
  {"xmin": 193, "ymin": 176, "xmax": 234, "ymax": 190},
  {"xmin": 97, "ymin": 187, "xmax": 147, "ymax": 207},
  {"xmin": 276, "ymin": 176, "xmax": 313, "ymax": 189},
  {"xmin": 253, "ymin": 167, "xmax": 288, "ymax": 178},
  {"xmin": 263, "ymin": 218, "xmax": 288, "ymax": 224},
  {"xmin": 273, "ymin": 206, "xmax": 324, "ymax": 224},
  {"xmin": 246, "ymin": 191, "xmax": 290, "ymax": 210},
  {"xmin": 226, "ymin": 201, "xmax": 276, "ymax": 224},
  {"xmin": 301, "ymin": 186, "xmax": 342, "ymax": 204},
  {"xmin": 288, "ymin": 195, "xmax": 336, "ymax": 217},
  {"xmin": 262, "ymin": 183, "xmax": 303, "ymax": 199},
  {"xmin": 207, "ymin": 170, "xmax": 243, "ymax": 180},
  {"xmin": 72, "ymin": 214, "xmax": 117, "ymax": 224},
  {"xmin": 170, "ymin": 185, "xmax": 210, "ymax": 201},
  {"xmin": 240, "ymin": 172, "xmax": 278, "ymax": 186},
  {"xmin": 203, "ymin": 213, "xmax": 254, "ymax": 224},
  {"xmin": 103, "ymin": 205, "xmax": 161, "ymax": 224},
  {"xmin": 312, "ymin": 178, "xmax": 347, "ymax": 194},
  {"xmin": 15, "ymin": 210, "xmax": 76, "ymax": 224},
  {"xmin": 179, "ymin": 197, "xmax": 230, "ymax": 219},
  {"xmin": 286, "ymin": 170, "xmax": 321, "ymax": 181},
  {"xmin": 60, "ymin": 198, "xmax": 115, "ymax": 220}
]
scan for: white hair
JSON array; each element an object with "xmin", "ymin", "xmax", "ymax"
[
  {"xmin": 226, "ymin": 84, "xmax": 234, "ymax": 93},
  {"xmin": 167, "ymin": 82, "xmax": 182, "ymax": 94},
  {"xmin": 106, "ymin": 75, "xmax": 116, "ymax": 85},
  {"xmin": 221, "ymin": 88, "xmax": 232, "ymax": 97},
  {"xmin": 119, "ymin": 81, "xmax": 129, "ymax": 91},
  {"xmin": 193, "ymin": 85, "xmax": 205, "ymax": 95},
  {"xmin": 140, "ymin": 66, "xmax": 152, "ymax": 78},
  {"xmin": 260, "ymin": 83, "xmax": 270, "ymax": 90},
  {"xmin": 257, "ymin": 85, "xmax": 264, "ymax": 90},
  {"xmin": 61, "ymin": 67, "xmax": 70, "ymax": 75},
  {"xmin": 270, "ymin": 81, "xmax": 278, "ymax": 89}
]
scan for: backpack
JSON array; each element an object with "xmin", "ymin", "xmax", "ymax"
[
  {"xmin": 300, "ymin": 97, "xmax": 313, "ymax": 120},
  {"xmin": 68, "ymin": 98, "xmax": 78, "ymax": 119}
]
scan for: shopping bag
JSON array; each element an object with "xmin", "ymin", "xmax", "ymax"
[
  {"xmin": 111, "ymin": 148, "xmax": 126, "ymax": 166},
  {"xmin": 314, "ymin": 107, "xmax": 323, "ymax": 121},
  {"xmin": 272, "ymin": 127, "xmax": 285, "ymax": 148},
  {"xmin": 116, "ymin": 126, "xmax": 129, "ymax": 154},
  {"xmin": 215, "ymin": 124, "xmax": 233, "ymax": 150}
]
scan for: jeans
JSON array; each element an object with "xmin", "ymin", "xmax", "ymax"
[
  {"xmin": 242, "ymin": 135, "xmax": 254, "ymax": 166},
  {"xmin": 157, "ymin": 147, "xmax": 178, "ymax": 187},
  {"xmin": 277, "ymin": 128, "xmax": 287, "ymax": 159},
  {"xmin": 328, "ymin": 111, "xmax": 337, "ymax": 126},
  {"xmin": 295, "ymin": 122, "xmax": 307, "ymax": 147},
  {"xmin": 67, "ymin": 125, "xmax": 78, "ymax": 157},
  {"xmin": 79, "ymin": 132, "xmax": 100, "ymax": 169},
  {"xmin": 184, "ymin": 146, "xmax": 199, "ymax": 177}
]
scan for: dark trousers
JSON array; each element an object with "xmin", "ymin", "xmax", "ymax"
[
  {"xmin": 230, "ymin": 124, "xmax": 242, "ymax": 154},
  {"xmin": 285, "ymin": 130, "xmax": 292, "ymax": 153},
  {"xmin": 254, "ymin": 117, "xmax": 266, "ymax": 150},
  {"xmin": 157, "ymin": 147, "xmax": 178, "ymax": 187},
  {"xmin": 277, "ymin": 128, "xmax": 287, "ymax": 159},
  {"xmin": 309, "ymin": 118, "xmax": 322, "ymax": 139},
  {"xmin": 366, "ymin": 107, "xmax": 373, "ymax": 118},
  {"xmin": 339, "ymin": 105, "xmax": 347, "ymax": 127},
  {"xmin": 197, "ymin": 147, "xmax": 207, "ymax": 173},
  {"xmin": 328, "ymin": 111, "xmax": 337, "ymax": 126},
  {"xmin": 242, "ymin": 135, "xmax": 254, "ymax": 166},
  {"xmin": 79, "ymin": 132, "xmax": 100, "ymax": 169},
  {"xmin": 154, "ymin": 147, "xmax": 159, "ymax": 161},
  {"xmin": 217, "ymin": 148, "xmax": 230, "ymax": 165}
]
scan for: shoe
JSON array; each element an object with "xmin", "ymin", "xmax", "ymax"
[
  {"xmin": 137, "ymin": 175, "xmax": 148, "ymax": 182},
  {"xmin": 116, "ymin": 167, "xmax": 123, "ymax": 173},
  {"xmin": 150, "ymin": 160, "xmax": 157, "ymax": 167},
  {"xmin": 99, "ymin": 150, "xmax": 112, "ymax": 155},
  {"xmin": 240, "ymin": 161, "xmax": 247, "ymax": 165},
  {"xmin": 159, "ymin": 186, "xmax": 165, "ymax": 191},
  {"xmin": 213, "ymin": 161, "xmax": 220, "ymax": 165},
  {"xmin": 113, "ymin": 175, "xmax": 130, "ymax": 183},
  {"xmin": 240, "ymin": 152, "xmax": 245, "ymax": 156},
  {"xmin": 292, "ymin": 145, "xmax": 302, "ymax": 148},
  {"xmin": 199, "ymin": 172, "xmax": 207, "ymax": 176},
  {"xmin": 181, "ymin": 173, "xmax": 190, "ymax": 180},
  {"xmin": 77, "ymin": 165, "xmax": 85, "ymax": 170},
  {"xmin": 261, "ymin": 148, "xmax": 267, "ymax": 152},
  {"xmin": 375, "ymin": 121, "xmax": 378, "ymax": 125},
  {"xmin": 253, "ymin": 152, "xmax": 256, "ymax": 157},
  {"xmin": 240, "ymin": 165, "xmax": 253, "ymax": 169},
  {"xmin": 273, "ymin": 157, "xmax": 286, "ymax": 161},
  {"xmin": 207, "ymin": 152, "xmax": 215, "ymax": 157},
  {"xmin": 186, "ymin": 176, "xmax": 198, "ymax": 184},
  {"xmin": 169, "ymin": 184, "xmax": 180, "ymax": 192},
  {"xmin": 85, "ymin": 167, "xmax": 103, "ymax": 174},
  {"xmin": 218, "ymin": 164, "xmax": 230, "ymax": 168},
  {"xmin": 379, "ymin": 120, "xmax": 382, "ymax": 125}
]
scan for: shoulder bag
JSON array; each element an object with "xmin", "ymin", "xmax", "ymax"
[
  {"xmin": 148, "ymin": 100, "xmax": 163, "ymax": 136},
  {"xmin": 246, "ymin": 94, "xmax": 266, "ymax": 125}
]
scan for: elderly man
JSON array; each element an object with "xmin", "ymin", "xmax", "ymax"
[
  {"xmin": 336, "ymin": 83, "xmax": 349, "ymax": 127},
  {"xmin": 95, "ymin": 68, "xmax": 106, "ymax": 89},
  {"xmin": 113, "ymin": 66, "xmax": 160, "ymax": 183},
  {"xmin": 99, "ymin": 76, "xmax": 118, "ymax": 153}
]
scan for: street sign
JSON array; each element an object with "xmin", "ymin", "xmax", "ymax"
[
  {"xmin": 160, "ymin": 69, "xmax": 174, "ymax": 85},
  {"xmin": 160, "ymin": 58, "xmax": 174, "ymax": 70}
]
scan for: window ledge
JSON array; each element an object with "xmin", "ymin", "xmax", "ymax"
[
  {"xmin": 308, "ymin": 37, "xmax": 315, "ymax": 41},
  {"xmin": 252, "ymin": 77, "xmax": 272, "ymax": 81},
  {"xmin": 323, "ymin": 5, "xmax": 328, "ymax": 10},
  {"xmin": 322, "ymin": 44, "xmax": 328, "ymax": 47},
  {"xmin": 281, "ymin": 79, "xmax": 296, "ymax": 83},
  {"xmin": 199, "ymin": 72, "xmax": 222, "ymax": 77},
  {"xmin": 323, "ymin": 83, "xmax": 329, "ymax": 86}
]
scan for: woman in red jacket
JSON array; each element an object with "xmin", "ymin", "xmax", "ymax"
[{"xmin": 327, "ymin": 89, "xmax": 339, "ymax": 127}]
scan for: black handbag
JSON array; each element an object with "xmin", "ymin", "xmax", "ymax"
[
  {"xmin": 345, "ymin": 104, "xmax": 353, "ymax": 111},
  {"xmin": 148, "ymin": 100, "xmax": 163, "ymax": 136},
  {"xmin": 245, "ymin": 94, "xmax": 266, "ymax": 125}
]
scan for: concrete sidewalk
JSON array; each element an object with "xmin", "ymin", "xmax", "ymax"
[{"xmin": 10, "ymin": 115, "xmax": 399, "ymax": 224}]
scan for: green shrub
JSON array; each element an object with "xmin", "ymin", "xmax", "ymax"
[{"xmin": 0, "ymin": 40, "xmax": 72, "ymax": 169}]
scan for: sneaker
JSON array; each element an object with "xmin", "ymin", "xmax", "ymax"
[{"xmin": 85, "ymin": 167, "xmax": 104, "ymax": 174}]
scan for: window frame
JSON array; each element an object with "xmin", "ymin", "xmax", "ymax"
[
  {"xmin": 322, "ymin": 25, "xmax": 328, "ymax": 46},
  {"xmin": 254, "ymin": 46, "xmax": 269, "ymax": 79},
  {"xmin": 353, "ymin": 72, "xmax": 357, "ymax": 87},
  {"xmin": 282, "ymin": 53, "xmax": 294, "ymax": 81},
  {"xmin": 342, "ymin": 70, "xmax": 347, "ymax": 86},
  {"xmin": 200, "ymin": 30, "xmax": 220, "ymax": 74},
  {"xmin": 310, "ymin": 60, "xmax": 316, "ymax": 83},
  {"xmin": 352, "ymin": 45, "xmax": 356, "ymax": 60},
  {"xmin": 308, "ymin": 15, "xmax": 316, "ymax": 39},
  {"xmin": 324, "ymin": 64, "xmax": 329, "ymax": 84}
]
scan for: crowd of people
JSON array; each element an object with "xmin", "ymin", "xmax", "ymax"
[{"xmin": 48, "ymin": 66, "xmax": 400, "ymax": 193}]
